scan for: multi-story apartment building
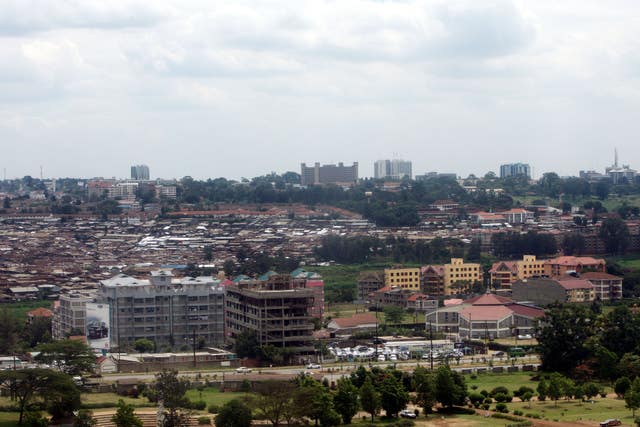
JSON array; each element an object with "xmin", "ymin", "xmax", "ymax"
[
  {"xmin": 131, "ymin": 164, "xmax": 150, "ymax": 180},
  {"xmin": 512, "ymin": 278, "xmax": 595, "ymax": 306},
  {"xmin": 374, "ymin": 159, "xmax": 412, "ymax": 180},
  {"xmin": 384, "ymin": 267, "xmax": 421, "ymax": 290},
  {"xmin": 499, "ymin": 163, "xmax": 531, "ymax": 179},
  {"xmin": 490, "ymin": 255, "xmax": 546, "ymax": 294},
  {"xmin": 300, "ymin": 162, "xmax": 358, "ymax": 186},
  {"xmin": 580, "ymin": 272, "xmax": 623, "ymax": 301},
  {"xmin": 225, "ymin": 276, "xmax": 316, "ymax": 353},
  {"xmin": 97, "ymin": 270, "xmax": 225, "ymax": 350},
  {"xmin": 422, "ymin": 258, "xmax": 482, "ymax": 296},
  {"xmin": 52, "ymin": 292, "xmax": 93, "ymax": 339},
  {"xmin": 357, "ymin": 271, "xmax": 385, "ymax": 301},
  {"xmin": 543, "ymin": 256, "xmax": 606, "ymax": 277}
]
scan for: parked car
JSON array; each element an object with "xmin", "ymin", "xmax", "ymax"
[
  {"xmin": 235, "ymin": 367, "xmax": 252, "ymax": 373},
  {"xmin": 493, "ymin": 351, "xmax": 505, "ymax": 358},
  {"xmin": 600, "ymin": 419, "xmax": 621, "ymax": 427},
  {"xmin": 399, "ymin": 410, "xmax": 417, "ymax": 419},
  {"xmin": 306, "ymin": 363, "xmax": 321, "ymax": 369}
]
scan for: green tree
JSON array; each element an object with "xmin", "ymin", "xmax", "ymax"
[
  {"xmin": 112, "ymin": 399, "xmax": 143, "ymax": 427},
  {"xmin": 74, "ymin": 410, "xmax": 97, "ymax": 427},
  {"xmin": 626, "ymin": 378, "xmax": 640, "ymax": 418},
  {"xmin": 359, "ymin": 376, "xmax": 381, "ymax": 422},
  {"xmin": 435, "ymin": 366, "xmax": 466, "ymax": 408},
  {"xmin": 547, "ymin": 374, "xmax": 564, "ymax": 407},
  {"xmin": 383, "ymin": 305, "xmax": 406, "ymax": 325},
  {"xmin": 616, "ymin": 377, "xmax": 632, "ymax": 398},
  {"xmin": 215, "ymin": 399, "xmax": 252, "ymax": 427},
  {"xmin": 152, "ymin": 370, "xmax": 190, "ymax": 427},
  {"xmin": 252, "ymin": 381, "xmax": 295, "ymax": 427},
  {"xmin": 133, "ymin": 338, "xmax": 155, "ymax": 353},
  {"xmin": 333, "ymin": 378, "xmax": 359, "ymax": 424},
  {"xmin": 413, "ymin": 366, "xmax": 436, "ymax": 416},
  {"xmin": 466, "ymin": 239, "xmax": 482, "ymax": 261},
  {"xmin": 35, "ymin": 339, "xmax": 96, "ymax": 376},
  {"xmin": 0, "ymin": 368, "xmax": 80, "ymax": 425},
  {"xmin": 24, "ymin": 317, "xmax": 53, "ymax": 348},
  {"xmin": 599, "ymin": 217, "xmax": 631, "ymax": 254},
  {"xmin": 379, "ymin": 374, "xmax": 409, "ymax": 417},
  {"xmin": 234, "ymin": 330, "xmax": 259, "ymax": 359},
  {"xmin": 0, "ymin": 307, "xmax": 20, "ymax": 354},
  {"xmin": 537, "ymin": 305, "xmax": 595, "ymax": 374}
]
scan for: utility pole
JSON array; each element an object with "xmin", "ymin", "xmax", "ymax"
[
  {"xmin": 192, "ymin": 329, "xmax": 197, "ymax": 368},
  {"xmin": 429, "ymin": 321, "xmax": 433, "ymax": 370}
]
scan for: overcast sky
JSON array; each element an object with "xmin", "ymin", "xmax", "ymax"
[{"xmin": 1, "ymin": 0, "xmax": 639, "ymax": 180}]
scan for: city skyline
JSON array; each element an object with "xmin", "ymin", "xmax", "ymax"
[{"xmin": 2, "ymin": 1, "xmax": 640, "ymax": 180}]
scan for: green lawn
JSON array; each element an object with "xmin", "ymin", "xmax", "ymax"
[
  {"xmin": 1, "ymin": 300, "xmax": 53, "ymax": 320},
  {"xmin": 0, "ymin": 412, "xmax": 19, "ymax": 427},
  {"xmin": 613, "ymin": 256, "xmax": 640, "ymax": 270},
  {"xmin": 465, "ymin": 371, "xmax": 539, "ymax": 394},
  {"xmin": 185, "ymin": 387, "xmax": 248, "ymax": 408},
  {"xmin": 509, "ymin": 397, "xmax": 632, "ymax": 424}
]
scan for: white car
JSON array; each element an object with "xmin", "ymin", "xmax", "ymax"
[
  {"xmin": 400, "ymin": 410, "xmax": 417, "ymax": 419},
  {"xmin": 235, "ymin": 367, "xmax": 252, "ymax": 373},
  {"xmin": 306, "ymin": 363, "xmax": 321, "ymax": 369}
]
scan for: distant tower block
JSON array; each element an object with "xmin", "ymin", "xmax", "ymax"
[{"xmin": 130, "ymin": 164, "xmax": 150, "ymax": 180}]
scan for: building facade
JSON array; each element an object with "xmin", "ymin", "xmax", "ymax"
[
  {"xmin": 52, "ymin": 292, "xmax": 93, "ymax": 339},
  {"xmin": 511, "ymin": 278, "xmax": 595, "ymax": 306},
  {"xmin": 130, "ymin": 164, "xmax": 150, "ymax": 180},
  {"xmin": 384, "ymin": 267, "xmax": 421, "ymax": 290},
  {"xmin": 580, "ymin": 272, "xmax": 623, "ymax": 301},
  {"xmin": 357, "ymin": 271, "xmax": 385, "ymax": 301},
  {"xmin": 97, "ymin": 271, "xmax": 225, "ymax": 350},
  {"xmin": 300, "ymin": 162, "xmax": 358, "ymax": 186},
  {"xmin": 374, "ymin": 159, "xmax": 412, "ymax": 180},
  {"xmin": 499, "ymin": 163, "xmax": 531, "ymax": 179},
  {"xmin": 225, "ymin": 277, "xmax": 316, "ymax": 353}
]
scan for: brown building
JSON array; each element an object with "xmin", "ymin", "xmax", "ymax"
[
  {"xmin": 511, "ymin": 278, "xmax": 595, "ymax": 306},
  {"xmin": 357, "ymin": 271, "xmax": 384, "ymax": 301},
  {"xmin": 543, "ymin": 256, "xmax": 605, "ymax": 277},
  {"xmin": 580, "ymin": 272, "xmax": 623, "ymax": 301},
  {"xmin": 225, "ymin": 275, "xmax": 316, "ymax": 353}
]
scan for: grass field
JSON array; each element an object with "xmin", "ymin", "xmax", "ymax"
[
  {"xmin": 184, "ymin": 387, "xmax": 248, "ymax": 408},
  {"xmin": 0, "ymin": 300, "xmax": 53, "ymax": 320},
  {"xmin": 0, "ymin": 412, "xmax": 19, "ymax": 427}
]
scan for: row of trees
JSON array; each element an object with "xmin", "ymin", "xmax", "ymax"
[
  {"xmin": 314, "ymin": 235, "xmax": 469, "ymax": 264},
  {"xmin": 219, "ymin": 365, "xmax": 467, "ymax": 427}
]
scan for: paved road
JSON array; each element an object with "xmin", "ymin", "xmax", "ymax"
[{"xmin": 99, "ymin": 355, "xmax": 540, "ymax": 384}]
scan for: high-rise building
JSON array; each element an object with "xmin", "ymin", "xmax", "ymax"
[
  {"xmin": 52, "ymin": 292, "xmax": 93, "ymax": 339},
  {"xmin": 374, "ymin": 159, "xmax": 412, "ymax": 180},
  {"xmin": 300, "ymin": 162, "xmax": 358, "ymax": 186},
  {"xmin": 130, "ymin": 164, "xmax": 150, "ymax": 180},
  {"xmin": 97, "ymin": 270, "xmax": 225, "ymax": 350},
  {"xmin": 225, "ymin": 274, "xmax": 316, "ymax": 353},
  {"xmin": 499, "ymin": 163, "xmax": 531, "ymax": 179}
]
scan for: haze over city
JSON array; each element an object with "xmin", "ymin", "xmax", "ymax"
[{"xmin": 2, "ymin": 0, "xmax": 640, "ymax": 180}]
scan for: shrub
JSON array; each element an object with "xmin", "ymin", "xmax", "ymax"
[
  {"xmin": 495, "ymin": 403, "xmax": 508, "ymax": 413},
  {"xmin": 514, "ymin": 386, "xmax": 535, "ymax": 397},
  {"xmin": 207, "ymin": 404, "xmax": 220, "ymax": 414},
  {"xmin": 481, "ymin": 403, "xmax": 490, "ymax": 410},
  {"xmin": 494, "ymin": 393, "xmax": 509, "ymax": 403},
  {"xmin": 513, "ymin": 410, "xmax": 523, "ymax": 416},
  {"xmin": 197, "ymin": 416, "xmax": 211, "ymax": 425},
  {"xmin": 480, "ymin": 390, "xmax": 489, "ymax": 397},
  {"xmin": 189, "ymin": 400, "xmax": 207, "ymax": 410},
  {"xmin": 391, "ymin": 420, "xmax": 415, "ymax": 427},
  {"xmin": 491, "ymin": 386, "xmax": 510, "ymax": 397},
  {"xmin": 469, "ymin": 392, "xmax": 484, "ymax": 408}
]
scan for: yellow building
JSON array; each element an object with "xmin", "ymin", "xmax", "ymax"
[
  {"xmin": 384, "ymin": 267, "xmax": 421, "ymax": 290},
  {"xmin": 443, "ymin": 258, "xmax": 481, "ymax": 294},
  {"xmin": 516, "ymin": 255, "xmax": 546, "ymax": 280}
]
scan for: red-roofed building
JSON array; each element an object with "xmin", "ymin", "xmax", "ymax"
[
  {"xmin": 544, "ymin": 256, "xmax": 605, "ymax": 277},
  {"xmin": 581, "ymin": 272, "xmax": 623, "ymax": 301},
  {"xmin": 425, "ymin": 293, "xmax": 544, "ymax": 340},
  {"xmin": 512, "ymin": 277, "xmax": 596, "ymax": 306},
  {"xmin": 327, "ymin": 313, "xmax": 378, "ymax": 334},
  {"xmin": 27, "ymin": 307, "xmax": 53, "ymax": 323}
]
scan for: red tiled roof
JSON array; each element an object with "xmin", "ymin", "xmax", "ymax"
[
  {"xmin": 581, "ymin": 272, "xmax": 622, "ymax": 280},
  {"xmin": 489, "ymin": 261, "xmax": 518, "ymax": 274},
  {"xmin": 421, "ymin": 265, "xmax": 445, "ymax": 276},
  {"xmin": 466, "ymin": 293, "xmax": 514, "ymax": 306},
  {"xmin": 407, "ymin": 293, "xmax": 427, "ymax": 301},
  {"xmin": 558, "ymin": 279, "xmax": 594, "ymax": 290},
  {"xmin": 546, "ymin": 256, "xmax": 604, "ymax": 266},
  {"xmin": 444, "ymin": 298, "xmax": 463, "ymax": 306},
  {"xmin": 509, "ymin": 303, "xmax": 545, "ymax": 318},
  {"xmin": 331, "ymin": 313, "xmax": 377, "ymax": 328},
  {"xmin": 27, "ymin": 307, "xmax": 53, "ymax": 317},
  {"xmin": 460, "ymin": 305, "xmax": 512, "ymax": 321}
]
